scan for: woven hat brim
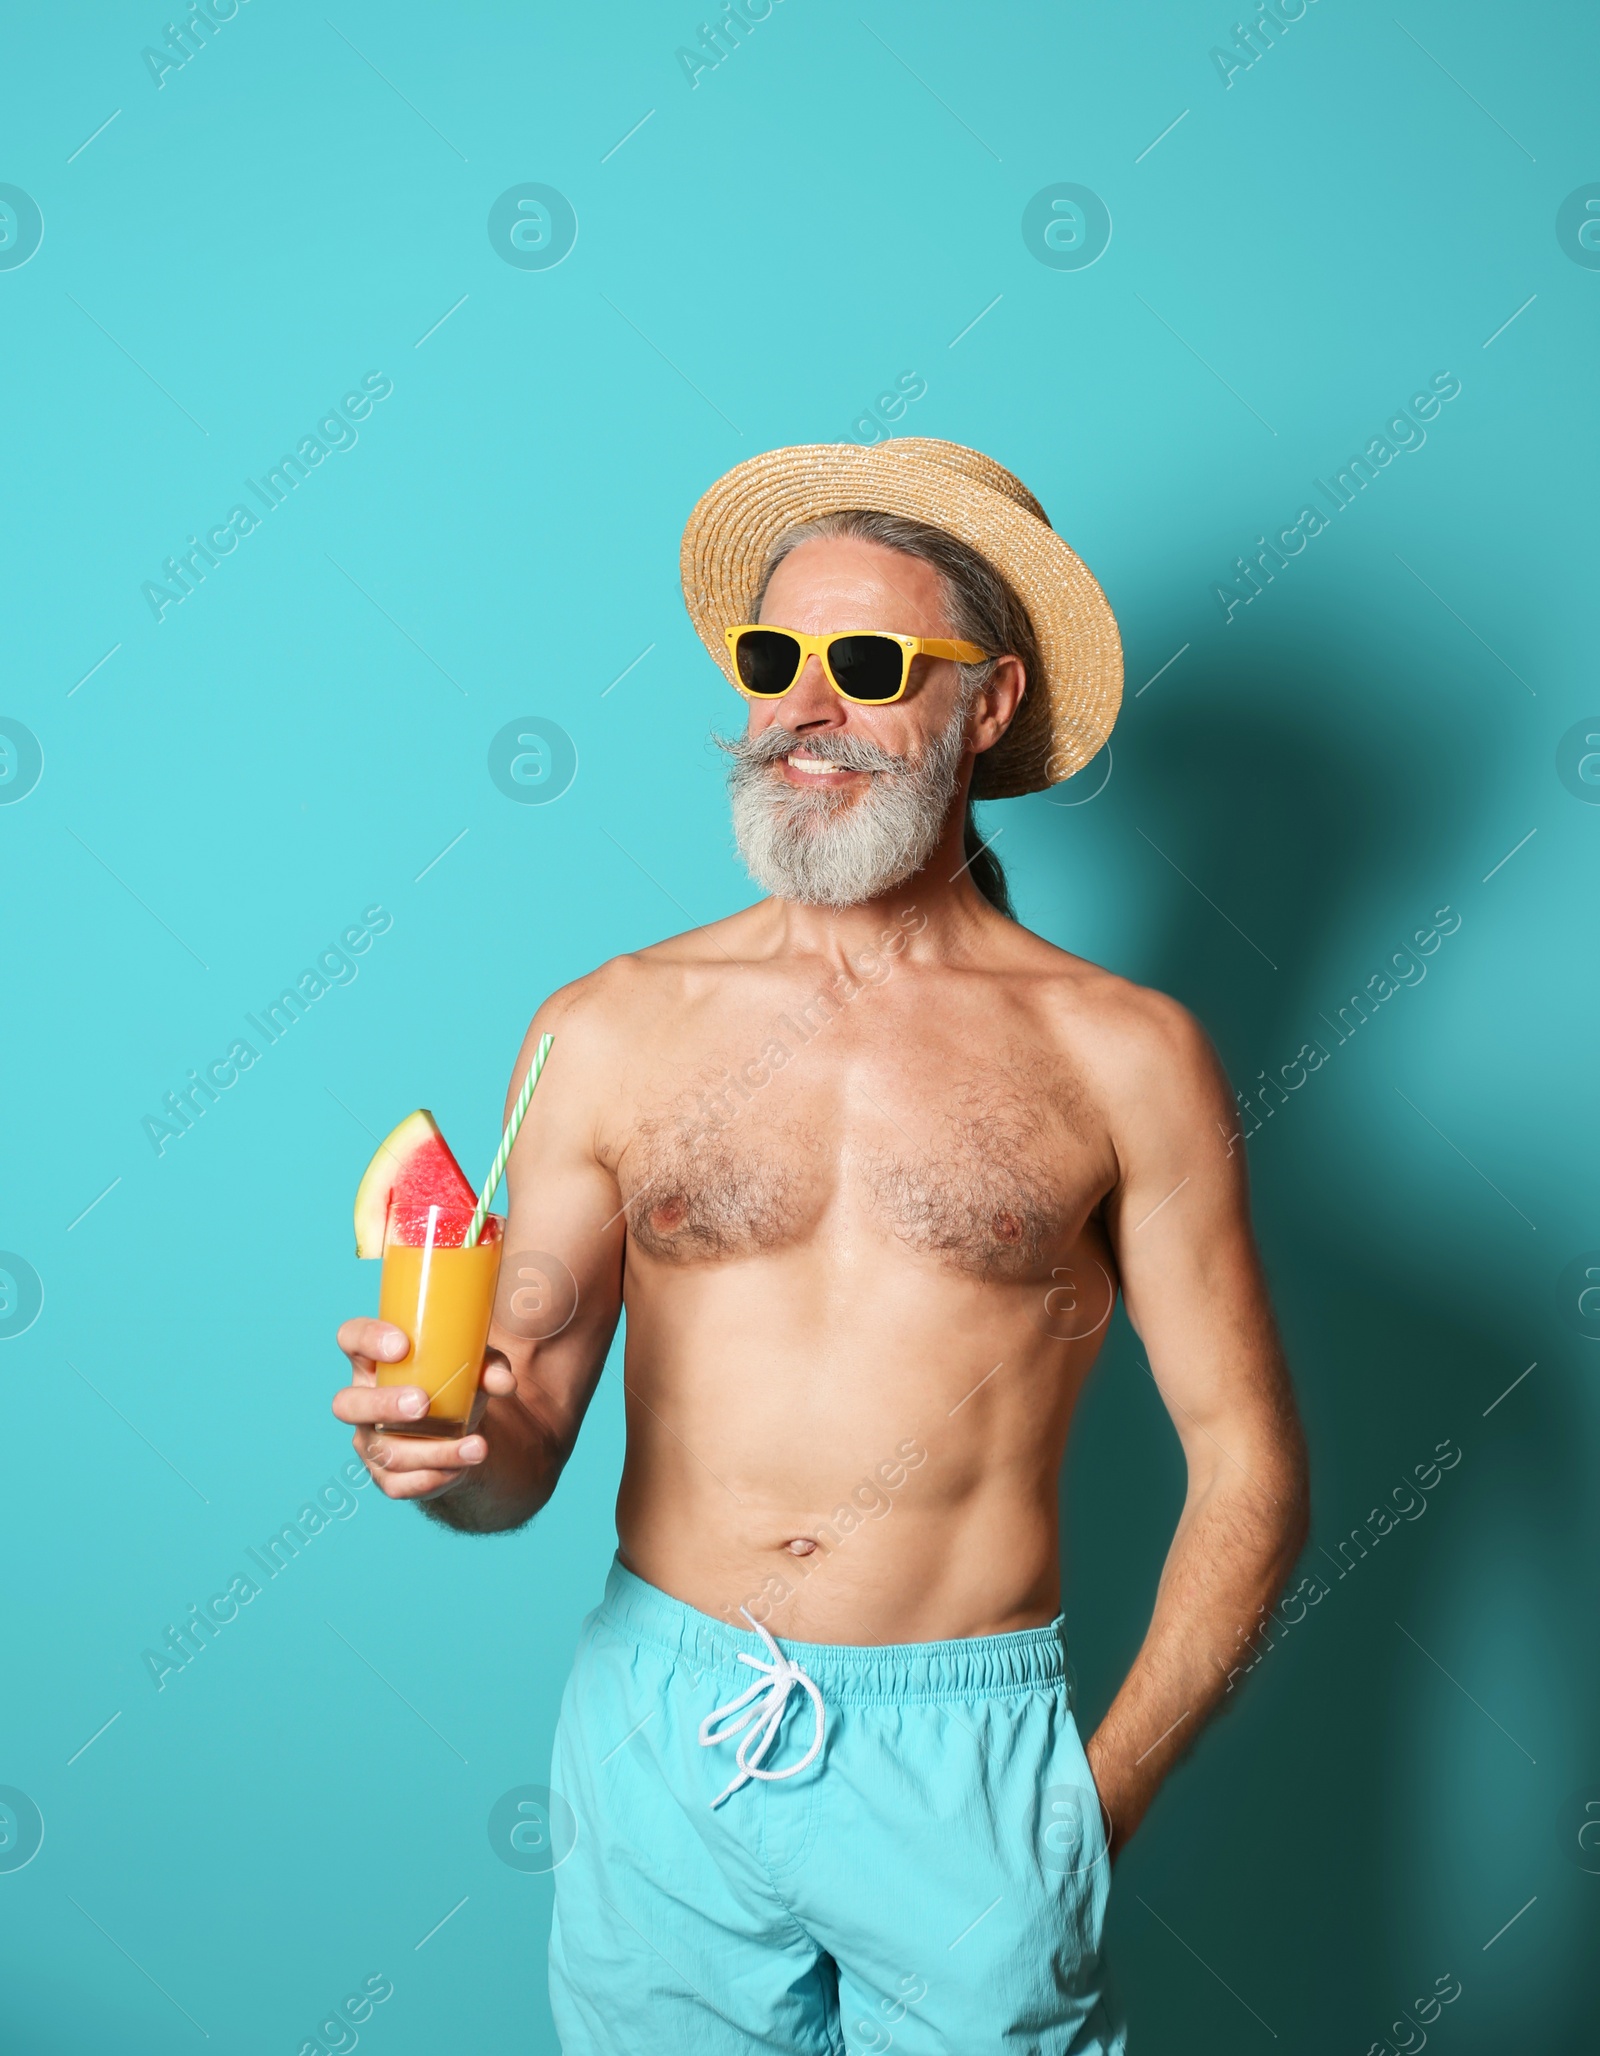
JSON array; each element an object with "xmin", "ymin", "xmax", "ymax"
[{"xmin": 679, "ymin": 441, "xmax": 1122, "ymax": 800}]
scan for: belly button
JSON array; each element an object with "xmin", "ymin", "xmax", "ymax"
[{"xmin": 785, "ymin": 1537, "xmax": 817, "ymax": 1556}]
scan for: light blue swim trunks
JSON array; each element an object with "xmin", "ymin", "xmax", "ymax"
[{"xmin": 548, "ymin": 1557, "xmax": 1125, "ymax": 2054}]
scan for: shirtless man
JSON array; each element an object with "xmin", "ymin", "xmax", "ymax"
[{"xmin": 333, "ymin": 440, "xmax": 1309, "ymax": 2054}]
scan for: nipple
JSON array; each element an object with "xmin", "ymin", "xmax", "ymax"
[
  {"xmin": 992, "ymin": 1209, "xmax": 1023, "ymax": 1243},
  {"xmin": 648, "ymin": 1196, "xmax": 688, "ymax": 1234}
]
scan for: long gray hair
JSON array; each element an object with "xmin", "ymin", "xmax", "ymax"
[{"xmin": 751, "ymin": 509, "xmax": 1038, "ymax": 918}]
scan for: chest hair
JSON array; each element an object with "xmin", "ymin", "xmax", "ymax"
[{"xmin": 621, "ymin": 1051, "xmax": 1094, "ymax": 1277}]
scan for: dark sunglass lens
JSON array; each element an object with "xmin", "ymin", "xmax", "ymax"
[
  {"xmin": 735, "ymin": 630, "xmax": 801, "ymax": 696},
  {"xmin": 827, "ymin": 635, "xmax": 905, "ymax": 702}
]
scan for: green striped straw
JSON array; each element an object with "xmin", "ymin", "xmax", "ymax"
[{"xmin": 464, "ymin": 1033, "xmax": 553, "ymax": 1248}]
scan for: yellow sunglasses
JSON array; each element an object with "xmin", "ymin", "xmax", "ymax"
[{"xmin": 724, "ymin": 624, "xmax": 989, "ymax": 706}]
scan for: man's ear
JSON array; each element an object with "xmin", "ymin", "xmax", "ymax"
[{"xmin": 969, "ymin": 656, "xmax": 1027, "ymax": 754}]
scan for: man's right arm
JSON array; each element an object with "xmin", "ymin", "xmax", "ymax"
[{"xmin": 332, "ymin": 982, "xmax": 628, "ymax": 1531}]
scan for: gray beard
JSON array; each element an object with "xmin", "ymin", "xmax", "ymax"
[{"xmin": 717, "ymin": 702, "xmax": 970, "ymax": 909}]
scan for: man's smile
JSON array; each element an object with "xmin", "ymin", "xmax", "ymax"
[{"xmin": 777, "ymin": 749, "xmax": 869, "ymax": 789}]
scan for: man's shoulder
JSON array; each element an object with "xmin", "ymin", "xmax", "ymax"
[
  {"xmin": 531, "ymin": 916, "xmax": 754, "ymax": 1035},
  {"xmin": 1005, "ymin": 927, "xmax": 1216, "ymax": 1086}
]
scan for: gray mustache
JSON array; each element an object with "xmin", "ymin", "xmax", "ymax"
[{"xmin": 715, "ymin": 726, "xmax": 911, "ymax": 776}]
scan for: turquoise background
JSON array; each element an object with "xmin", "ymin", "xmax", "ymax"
[{"xmin": 2, "ymin": 0, "xmax": 1596, "ymax": 2047}]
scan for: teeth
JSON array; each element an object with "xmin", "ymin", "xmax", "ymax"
[{"xmin": 787, "ymin": 754, "xmax": 844, "ymax": 774}]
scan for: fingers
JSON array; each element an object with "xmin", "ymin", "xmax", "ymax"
[
  {"xmin": 337, "ymin": 1317, "xmax": 411, "ymax": 1367},
  {"xmin": 364, "ymin": 1429, "xmax": 487, "ymax": 1471},
  {"xmin": 332, "ymin": 1383, "xmax": 433, "ymax": 1427},
  {"xmin": 354, "ymin": 1426, "xmax": 487, "ymax": 1501},
  {"xmin": 335, "ymin": 1323, "xmax": 508, "ymax": 1502},
  {"xmin": 355, "ymin": 1448, "xmax": 469, "ymax": 1500}
]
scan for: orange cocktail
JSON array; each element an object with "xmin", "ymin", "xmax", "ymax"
[{"xmin": 376, "ymin": 1206, "xmax": 503, "ymax": 1436}]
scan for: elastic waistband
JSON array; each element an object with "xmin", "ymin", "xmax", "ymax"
[{"xmin": 594, "ymin": 1557, "xmax": 1068, "ymax": 1707}]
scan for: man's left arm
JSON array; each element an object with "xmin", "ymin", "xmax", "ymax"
[{"xmin": 1086, "ymin": 993, "xmax": 1310, "ymax": 1854}]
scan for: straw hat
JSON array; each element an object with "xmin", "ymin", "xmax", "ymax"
[{"xmin": 679, "ymin": 437, "xmax": 1122, "ymax": 801}]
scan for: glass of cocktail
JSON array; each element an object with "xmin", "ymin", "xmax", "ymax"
[
  {"xmin": 376, "ymin": 1201, "xmax": 503, "ymax": 1437},
  {"xmin": 351, "ymin": 1038, "xmax": 554, "ymax": 1441}
]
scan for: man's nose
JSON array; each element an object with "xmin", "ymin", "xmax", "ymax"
[{"xmin": 776, "ymin": 654, "xmax": 846, "ymax": 731}]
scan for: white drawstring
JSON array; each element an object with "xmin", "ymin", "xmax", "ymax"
[{"xmin": 697, "ymin": 1608, "xmax": 826, "ymax": 1809}]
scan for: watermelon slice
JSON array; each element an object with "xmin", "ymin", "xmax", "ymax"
[
  {"xmin": 353, "ymin": 1109, "xmax": 496, "ymax": 1256},
  {"xmin": 384, "ymin": 1202, "xmax": 502, "ymax": 1251}
]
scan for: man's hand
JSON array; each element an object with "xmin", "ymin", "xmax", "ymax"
[{"xmin": 332, "ymin": 1317, "xmax": 517, "ymax": 1502}]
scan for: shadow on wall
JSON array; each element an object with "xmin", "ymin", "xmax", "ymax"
[{"xmin": 1045, "ymin": 667, "xmax": 1590, "ymax": 2051}]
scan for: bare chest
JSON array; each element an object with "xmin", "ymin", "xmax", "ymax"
[{"xmin": 616, "ymin": 1032, "xmax": 1107, "ymax": 1278}]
